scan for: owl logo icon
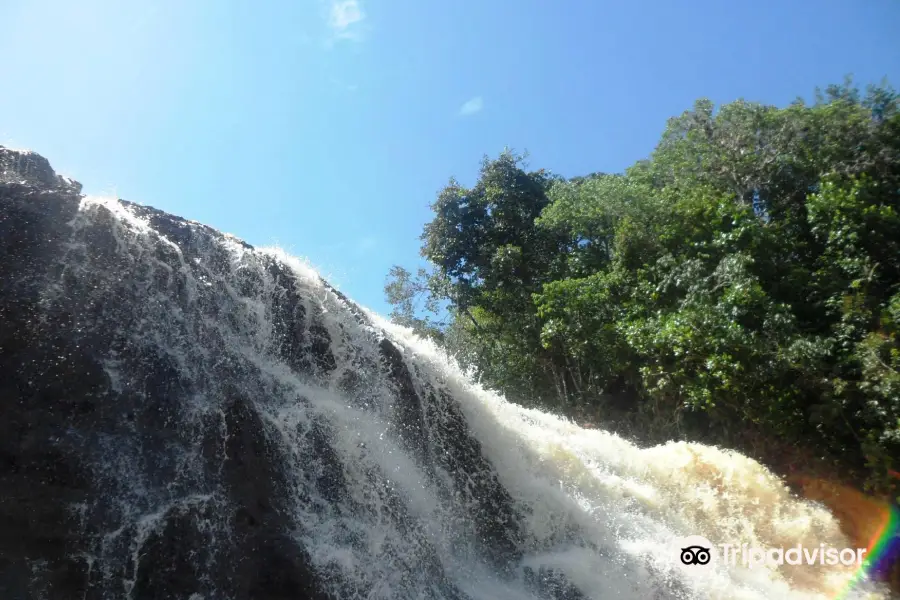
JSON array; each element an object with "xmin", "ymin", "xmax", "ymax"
[
  {"xmin": 680, "ymin": 545, "xmax": 711, "ymax": 565},
  {"xmin": 672, "ymin": 535, "xmax": 717, "ymax": 574}
]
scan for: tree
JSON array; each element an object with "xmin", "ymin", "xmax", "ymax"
[{"xmin": 387, "ymin": 81, "xmax": 900, "ymax": 496}]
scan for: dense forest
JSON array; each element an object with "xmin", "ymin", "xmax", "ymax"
[{"xmin": 385, "ymin": 80, "xmax": 900, "ymax": 498}]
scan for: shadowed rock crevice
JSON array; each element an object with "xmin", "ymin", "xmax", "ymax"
[
  {"xmin": 217, "ymin": 396, "xmax": 330, "ymax": 600},
  {"xmin": 427, "ymin": 389, "xmax": 524, "ymax": 574},
  {"xmin": 379, "ymin": 338, "xmax": 430, "ymax": 463}
]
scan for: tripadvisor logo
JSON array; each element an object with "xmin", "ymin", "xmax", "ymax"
[
  {"xmin": 672, "ymin": 535, "xmax": 867, "ymax": 572},
  {"xmin": 673, "ymin": 535, "xmax": 719, "ymax": 574},
  {"xmin": 681, "ymin": 544, "xmax": 712, "ymax": 566}
]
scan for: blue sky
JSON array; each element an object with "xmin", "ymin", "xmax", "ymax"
[{"xmin": 2, "ymin": 0, "xmax": 899, "ymax": 315}]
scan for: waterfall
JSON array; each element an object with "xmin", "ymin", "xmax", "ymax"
[{"xmin": 0, "ymin": 146, "xmax": 889, "ymax": 599}]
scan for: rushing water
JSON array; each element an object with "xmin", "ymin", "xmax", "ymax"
[{"xmin": 18, "ymin": 191, "xmax": 890, "ymax": 600}]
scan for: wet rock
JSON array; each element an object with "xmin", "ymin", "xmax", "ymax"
[
  {"xmin": 0, "ymin": 148, "xmax": 330, "ymax": 599},
  {"xmin": 0, "ymin": 146, "xmax": 517, "ymax": 599},
  {"xmin": 0, "ymin": 145, "xmax": 82, "ymax": 195},
  {"xmin": 0, "ymin": 148, "xmax": 536, "ymax": 600}
]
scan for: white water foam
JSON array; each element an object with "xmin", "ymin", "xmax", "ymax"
[{"xmin": 367, "ymin": 312, "xmax": 887, "ymax": 599}]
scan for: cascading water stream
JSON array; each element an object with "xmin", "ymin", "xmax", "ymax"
[{"xmin": 0, "ymin": 147, "xmax": 891, "ymax": 600}]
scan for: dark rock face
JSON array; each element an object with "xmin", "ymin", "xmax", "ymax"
[
  {"xmin": 1, "ymin": 155, "xmax": 93, "ymax": 599},
  {"xmin": 0, "ymin": 146, "xmax": 82, "ymax": 195},
  {"xmin": 0, "ymin": 147, "xmax": 542, "ymax": 600}
]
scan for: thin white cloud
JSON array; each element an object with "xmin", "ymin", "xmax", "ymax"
[
  {"xmin": 328, "ymin": 0, "xmax": 365, "ymax": 41},
  {"xmin": 458, "ymin": 96, "xmax": 483, "ymax": 116}
]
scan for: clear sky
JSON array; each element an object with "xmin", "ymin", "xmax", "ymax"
[{"xmin": 2, "ymin": 0, "xmax": 899, "ymax": 315}]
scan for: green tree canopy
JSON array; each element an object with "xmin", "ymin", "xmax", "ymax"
[{"xmin": 386, "ymin": 80, "xmax": 900, "ymax": 496}]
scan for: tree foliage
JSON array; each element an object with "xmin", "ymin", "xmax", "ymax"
[{"xmin": 386, "ymin": 81, "xmax": 900, "ymax": 496}]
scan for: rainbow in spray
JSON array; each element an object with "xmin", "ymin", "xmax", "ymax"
[{"xmin": 836, "ymin": 501, "xmax": 900, "ymax": 597}]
